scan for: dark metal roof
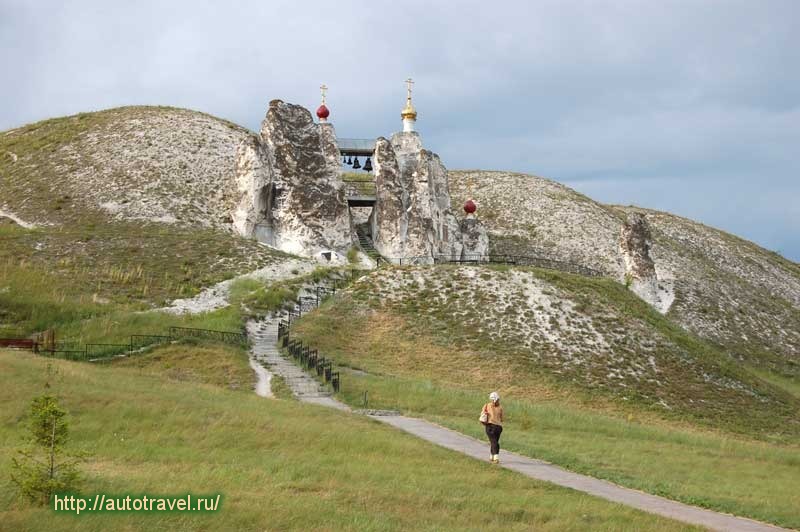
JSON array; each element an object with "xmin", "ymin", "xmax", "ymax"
[{"xmin": 338, "ymin": 138, "xmax": 376, "ymax": 155}]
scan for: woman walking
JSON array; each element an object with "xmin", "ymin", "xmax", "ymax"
[{"xmin": 480, "ymin": 391, "xmax": 504, "ymax": 463}]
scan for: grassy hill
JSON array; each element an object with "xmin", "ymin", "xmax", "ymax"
[
  {"xmin": 449, "ymin": 170, "xmax": 800, "ymax": 378},
  {"xmin": 0, "ymin": 108, "xmax": 299, "ymax": 339},
  {"xmin": 2, "ymin": 107, "xmax": 799, "ymax": 528},
  {"xmin": 0, "ymin": 351, "xmax": 697, "ymax": 531},
  {"xmin": 0, "ymin": 106, "xmax": 249, "ymax": 228},
  {"xmin": 288, "ymin": 269, "xmax": 800, "ymax": 527}
]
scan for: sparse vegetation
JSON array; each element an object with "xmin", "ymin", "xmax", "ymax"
[
  {"xmin": 268, "ymin": 374, "xmax": 295, "ymax": 400},
  {"xmin": 449, "ymin": 171, "xmax": 800, "ymax": 381},
  {"xmin": 346, "ymin": 246, "xmax": 359, "ymax": 264}
]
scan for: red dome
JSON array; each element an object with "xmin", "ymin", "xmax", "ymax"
[
  {"xmin": 464, "ymin": 199, "xmax": 477, "ymax": 214},
  {"xmin": 316, "ymin": 104, "xmax": 330, "ymax": 119}
]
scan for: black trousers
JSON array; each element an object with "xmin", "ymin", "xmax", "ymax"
[{"xmin": 485, "ymin": 423, "xmax": 503, "ymax": 455}]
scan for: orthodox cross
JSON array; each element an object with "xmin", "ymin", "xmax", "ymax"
[
  {"xmin": 320, "ymin": 84, "xmax": 328, "ymax": 105},
  {"xmin": 405, "ymin": 78, "xmax": 414, "ymax": 100}
]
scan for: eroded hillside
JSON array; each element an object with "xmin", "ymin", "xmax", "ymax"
[
  {"xmin": 449, "ymin": 171, "xmax": 800, "ymax": 376},
  {"xmin": 304, "ymin": 265, "xmax": 800, "ymax": 436},
  {"xmin": 1, "ymin": 106, "xmax": 247, "ymax": 227},
  {"xmin": 0, "ymin": 107, "xmax": 286, "ymax": 311},
  {"xmin": 2, "ymin": 108, "xmax": 798, "ymax": 378}
]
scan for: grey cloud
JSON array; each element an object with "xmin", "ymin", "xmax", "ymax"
[{"xmin": 1, "ymin": 0, "xmax": 798, "ymax": 260}]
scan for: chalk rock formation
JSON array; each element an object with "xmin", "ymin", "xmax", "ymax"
[
  {"xmin": 619, "ymin": 212, "xmax": 674, "ymax": 313},
  {"xmin": 370, "ymin": 131, "xmax": 466, "ymax": 263},
  {"xmin": 232, "ymin": 134, "xmax": 273, "ymax": 240},
  {"xmin": 260, "ymin": 101, "xmax": 351, "ymax": 258},
  {"xmin": 620, "ymin": 212, "xmax": 657, "ymax": 281},
  {"xmin": 371, "ymin": 137, "xmax": 408, "ymax": 258},
  {"xmin": 413, "ymin": 145, "xmax": 463, "ymax": 259},
  {"xmin": 233, "ymin": 100, "xmax": 351, "ymax": 260},
  {"xmin": 460, "ymin": 216, "xmax": 489, "ymax": 258}
]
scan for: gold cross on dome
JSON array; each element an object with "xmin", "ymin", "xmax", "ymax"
[
  {"xmin": 320, "ymin": 84, "xmax": 328, "ymax": 105},
  {"xmin": 405, "ymin": 78, "xmax": 414, "ymax": 100}
]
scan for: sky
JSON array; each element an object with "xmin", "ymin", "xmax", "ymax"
[{"xmin": 1, "ymin": 0, "xmax": 798, "ymax": 261}]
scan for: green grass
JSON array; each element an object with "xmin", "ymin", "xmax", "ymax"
[
  {"xmin": 341, "ymin": 171, "xmax": 376, "ymax": 195},
  {"xmin": 0, "ymin": 221, "xmax": 282, "ymax": 315},
  {"xmin": 747, "ymin": 367, "xmax": 800, "ymax": 399},
  {"xmin": 289, "ymin": 280, "xmax": 800, "ymax": 529},
  {"xmin": 268, "ymin": 374, "xmax": 296, "ymax": 400},
  {"xmin": 109, "ymin": 341, "xmax": 254, "ymax": 392},
  {"xmin": 0, "ymin": 352, "xmax": 696, "ymax": 531},
  {"xmin": 341, "ymin": 171, "xmax": 374, "ymax": 182},
  {"xmin": 0, "ymin": 218, "xmax": 292, "ymax": 358}
]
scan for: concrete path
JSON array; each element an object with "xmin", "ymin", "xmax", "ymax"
[
  {"xmin": 249, "ymin": 319, "xmax": 790, "ymax": 531},
  {"xmin": 248, "ymin": 317, "xmax": 346, "ymax": 407},
  {"xmin": 373, "ymin": 415, "xmax": 789, "ymax": 532}
]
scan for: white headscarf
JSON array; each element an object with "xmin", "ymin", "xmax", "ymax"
[{"xmin": 489, "ymin": 391, "xmax": 500, "ymax": 403}]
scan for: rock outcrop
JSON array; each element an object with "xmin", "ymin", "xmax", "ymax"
[
  {"xmin": 620, "ymin": 212, "xmax": 657, "ymax": 281},
  {"xmin": 233, "ymin": 100, "xmax": 351, "ymax": 260},
  {"xmin": 233, "ymin": 102, "xmax": 479, "ymax": 264},
  {"xmin": 460, "ymin": 216, "xmax": 489, "ymax": 258},
  {"xmin": 370, "ymin": 137, "xmax": 408, "ymax": 258},
  {"xmin": 619, "ymin": 212, "xmax": 674, "ymax": 313},
  {"xmin": 232, "ymin": 134, "xmax": 273, "ymax": 240},
  {"xmin": 370, "ymin": 131, "xmax": 466, "ymax": 263}
]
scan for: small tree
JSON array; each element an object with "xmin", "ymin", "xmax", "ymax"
[{"xmin": 11, "ymin": 395, "xmax": 83, "ymax": 505}]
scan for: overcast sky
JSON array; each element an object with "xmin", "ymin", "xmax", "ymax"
[{"xmin": 2, "ymin": 0, "xmax": 798, "ymax": 260}]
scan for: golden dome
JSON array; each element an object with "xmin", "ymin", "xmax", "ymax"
[{"xmin": 401, "ymin": 97, "xmax": 417, "ymax": 120}]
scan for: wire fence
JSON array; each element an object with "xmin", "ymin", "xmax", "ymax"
[
  {"xmin": 10, "ymin": 269, "xmax": 368, "ymax": 366},
  {"xmin": 8, "ymin": 325, "xmax": 249, "ymax": 363},
  {"xmin": 376, "ymin": 253, "xmax": 604, "ymax": 276}
]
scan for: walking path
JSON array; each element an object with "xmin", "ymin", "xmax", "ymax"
[
  {"xmin": 375, "ymin": 416, "xmax": 788, "ymax": 532},
  {"xmin": 0, "ymin": 207, "xmax": 37, "ymax": 229},
  {"xmin": 247, "ymin": 320, "xmax": 789, "ymax": 532},
  {"xmin": 248, "ymin": 317, "xmax": 347, "ymax": 410}
]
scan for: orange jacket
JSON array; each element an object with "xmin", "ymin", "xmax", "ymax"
[{"xmin": 483, "ymin": 402, "xmax": 504, "ymax": 425}]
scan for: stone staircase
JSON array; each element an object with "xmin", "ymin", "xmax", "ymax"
[
  {"xmin": 355, "ymin": 223, "xmax": 382, "ymax": 262},
  {"xmin": 247, "ymin": 318, "xmax": 333, "ymax": 399}
]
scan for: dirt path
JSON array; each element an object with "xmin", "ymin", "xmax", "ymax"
[
  {"xmin": 0, "ymin": 207, "xmax": 37, "ymax": 229},
  {"xmin": 160, "ymin": 258, "xmax": 315, "ymax": 315}
]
